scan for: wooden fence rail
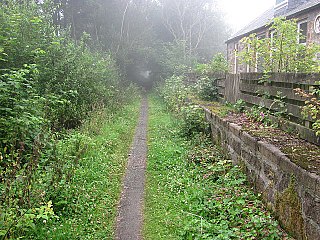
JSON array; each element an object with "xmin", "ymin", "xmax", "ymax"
[{"xmin": 187, "ymin": 72, "xmax": 320, "ymax": 145}]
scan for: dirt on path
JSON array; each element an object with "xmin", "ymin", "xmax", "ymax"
[{"xmin": 115, "ymin": 96, "xmax": 148, "ymax": 240}]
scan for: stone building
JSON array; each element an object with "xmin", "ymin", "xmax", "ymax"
[{"xmin": 226, "ymin": 0, "xmax": 320, "ymax": 73}]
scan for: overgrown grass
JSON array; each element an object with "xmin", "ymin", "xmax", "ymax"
[
  {"xmin": 144, "ymin": 96, "xmax": 286, "ymax": 239},
  {"xmin": 25, "ymin": 99, "xmax": 141, "ymax": 239}
]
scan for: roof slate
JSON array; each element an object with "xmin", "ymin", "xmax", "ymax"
[
  {"xmin": 227, "ymin": 7, "xmax": 274, "ymax": 42},
  {"xmin": 285, "ymin": 0, "xmax": 320, "ymax": 16},
  {"xmin": 227, "ymin": 0, "xmax": 320, "ymax": 43}
]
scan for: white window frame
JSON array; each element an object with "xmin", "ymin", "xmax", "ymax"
[
  {"xmin": 255, "ymin": 33, "xmax": 266, "ymax": 73},
  {"xmin": 234, "ymin": 44, "xmax": 238, "ymax": 74},
  {"xmin": 245, "ymin": 43, "xmax": 251, "ymax": 73},
  {"xmin": 274, "ymin": 0, "xmax": 288, "ymax": 10},
  {"xmin": 314, "ymin": 14, "xmax": 320, "ymax": 34},
  {"xmin": 297, "ymin": 20, "xmax": 308, "ymax": 45},
  {"xmin": 246, "ymin": 63, "xmax": 250, "ymax": 73},
  {"xmin": 269, "ymin": 30, "xmax": 277, "ymax": 70}
]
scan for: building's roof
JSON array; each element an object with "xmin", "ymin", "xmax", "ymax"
[
  {"xmin": 286, "ymin": 0, "xmax": 320, "ymax": 16},
  {"xmin": 227, "ymin": 7, "xmax": 274, "ymax": 43},
  {"xmin": 226, "ymin": 0, "xmax": 320, "ymax": 43}
]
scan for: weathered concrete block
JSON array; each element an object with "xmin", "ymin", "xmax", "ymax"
[
  {"xmin": 305, "ymin": 219, "xmax": 320, "ymax": 240},
  {"xmin": 303, "ymin": 191, "xmax": 320, "ymax": 226},
  {"xmin": 201, "ymin": 106, "xmax": 320, "ymax": 239},
  {"xmin": 220, "ymin": 128, "xmax": 227, "ymax": 145},
  {"xmin": 241, "ymin": 147, "xmax": 262, "ymax": 172},
  {"xmin": 228, "ymin": 122, "xmax": 241, "ymax": 137},
  {"xmin": 264, "ymin": 183, "xmax": 276, "ymax": 204},
  {"xmin": 254, "ymin": 173, "xmax": 267, "ymax": 192},
  {"xmin": 300, "ymin": 172, "xmax": 319, "ymax": 194},
  {"xmin": 221, "ymin": 118, "xmax": 228, "ymax": 128},
  {"xmin": 275, "ymin": 183, "xmax": 306, "ymax": 239},
  {"xmin": 229, "ymin": 135, "xmax": 242, "ymax": 155},
  {"xmin": 241, "ymin": 131, "xmax": 258, "ymax": 152},
  {"xmin": 258, "ymin": 141, "xmax": 284, "ymax": 166},
  {"xmin": 317, "ymin": 178, "xmax": 320, "ymax": 197},
  {"xmin": 205, "ymin": 111, "xmax": 211, "ymax": 121},
  {"xmin": 276, "ymin": 173, "xmax": 291, "ymax": 193},
  {"xmin": 262, "ymin": 161, "xmax": 277, "ymax": 183},
  {"xmin": 278, "ymin": 155, "xmax": 300, "ymax": 177},
  {"xmin": 227, "ymin": 144, "xmax": 240, "ymax": 164}
]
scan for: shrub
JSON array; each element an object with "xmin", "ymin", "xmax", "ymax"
[
  {"xmin": 159, "ymin": 75, "xmax": 189, "ymax": 112},
  {"xmin": 158, "ymin": 75, "xmax": 209, "ymax": 136},
  {"xmin": 239, "ymin": 17, "xmax": 320, "ymax": 73},
  {"xmin": 193, "ymin": 53, "xmax": 227, "ymax": 101},
  {"xmin": 0, "ymin": 1, "xmax": 136, "ymax": 238},
  {"xmin": 195, "ymin": 76, "xmax": 219, "ymax": 101},
  {"xmin": 195, "ymin": 53, "xmax": 228, "ymax": 75},
  {"xmin": 295, "ymin": 84, "xmax": 320, "ymax": 136},
  {"xmin": 180, "ymin": 104, "xmax": 209, "ymax": 137}
]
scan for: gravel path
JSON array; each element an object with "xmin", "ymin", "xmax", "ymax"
[{"xmin": 115, "ymin": 96, "xmax": 148, "ymax": 240}]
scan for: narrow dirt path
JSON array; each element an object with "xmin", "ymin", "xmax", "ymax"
[{"xmin": 115, "ymin": 96, "xmax": 148, "ymax": 240}]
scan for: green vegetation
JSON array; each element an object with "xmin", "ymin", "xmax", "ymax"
[
  {"xmin": 1, "ymin": 99, "xmax": 140, "ymax": 239},
  {"xmin": 195, "ymin": 53, "xmax": 228, "ymax": 75},
  {"xmin": 295, "ymin": 83, "xmax": 320, "ymax": 136},
  {"xmin": 158, "ymin": 75, "xmax": 208, "ymax": 137},
  {"xmin": 145, "ymin": 96, "xmax": 284, "ymax": 239},
  {"xmin": 275, "ymin": 178, "xmax": 305, "ymax": 238},
  {"xmin": 237, "ymin": 16, "xmax": 320, "ymax": 134},
  {"xmin": 194, "ymin": 54, "xmax": 228, "ymax": 102},
  {"xmin": 0, "ymin": 1, "xmax": 140, "ymax": 238},
  {"xmin": 239, "ymin": 17, "xmax": 320, "ymax": 73}
]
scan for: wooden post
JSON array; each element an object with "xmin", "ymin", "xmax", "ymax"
[{"xmin": 225, "ymin": 74, "xmax": 240, "ymax": 103}]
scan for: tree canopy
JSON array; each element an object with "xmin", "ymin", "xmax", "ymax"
[{"xmin": 52, "ymin": 0, "xmax": 229, "ymax": 85}]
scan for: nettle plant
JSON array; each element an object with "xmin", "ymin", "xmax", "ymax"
[{"xmin": 239, "ymin": 17, "xmax": 320, "ymax": 73}]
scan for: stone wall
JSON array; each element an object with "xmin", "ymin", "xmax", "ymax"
[
  {"xmin": 203, "ymin": 107, "xmax": 320, "ymax": 240},
  {"xmin": 212, "ymin": 72, "xmax": 320, "ymax": 146}
]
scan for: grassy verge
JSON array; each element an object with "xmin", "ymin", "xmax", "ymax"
[
  {"xmin": 144, "ymin": 96, "xmax": 286, "ymax": 239},
  {"xmin": 28, "ymin": 99, "xmax": 141, "ymax": 239}
]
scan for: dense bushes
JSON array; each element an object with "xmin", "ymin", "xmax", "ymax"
[
  {"xmin": 158, "ymin": 75, "xmax": 208, "ymax": 136},
  {"xmin": 194, "ymin": 54, "xmax": 228, "ymax": 101},
  {"xmin": 0, "ymin": 1, "xmax": 137, "ymax": 238},
  {"xmin": 0, "ymin": 2, "xmax": 123, "ymax": 132},
  {"xmin": 0, "ymin": 0, "xmax": 128, "ymax": 155},
  {"xmin": 159, "ymin": 62, "xmax": 234, "ymax": 135}
]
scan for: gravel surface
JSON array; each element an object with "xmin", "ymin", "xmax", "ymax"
[{"xmin": 115, "ymin": 96, "xmax": 148, "ymax": 240}]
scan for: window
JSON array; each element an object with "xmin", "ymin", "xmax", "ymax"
[
  {"xmin": 276, "ymin": 0, "xmax": 286, "ymax": 5},
  {"xmin": 246, "ymin": 43, "xmax": 250, "ymax": 72},
  {"xmin": 298, "ymin": 20, "xmax": 308, "ymax": 44},
  {"xmin": 255, "ymin": 33, "xmax": 266, "ymax": 72},
  {"xmin": 234, "ymin": 43, "xmax": 238, "ymax": 74},
  {"xmin": 275, "ymin": 0, "xmax": 288, "ymax": 10},
  {"xmin": 314, "ymin": 15, "xmax": 320, "ymax": 33}
]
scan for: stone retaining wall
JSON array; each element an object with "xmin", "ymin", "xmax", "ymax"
[{"xmin": 203, "ymin": 107, "xmax": 320, "ymax": 240}]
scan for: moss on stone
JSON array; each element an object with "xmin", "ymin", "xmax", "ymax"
[{"xmin": 275, "ymin": 178, "xmax": 306, "ymax": 239}]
